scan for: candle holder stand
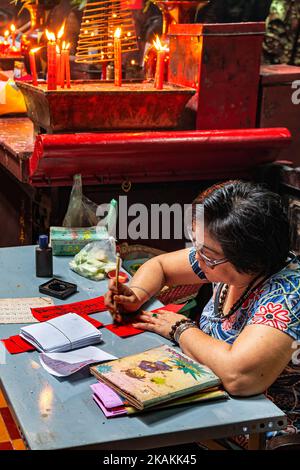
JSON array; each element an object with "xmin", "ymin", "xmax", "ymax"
[{"xmin": 16, "ymin": 80, "xmax": 195, "ymax": 134}]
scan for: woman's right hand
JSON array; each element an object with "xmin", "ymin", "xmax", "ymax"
[{"xmin": 104, "ymin": 279, "xmax": 144, "ymax": 322}]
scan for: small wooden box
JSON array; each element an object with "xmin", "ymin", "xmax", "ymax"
[{"xmin": 168, "ymin": 22, "xmax": 266, "ymax": 130}]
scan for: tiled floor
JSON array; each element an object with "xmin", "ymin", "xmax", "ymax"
[{"xmin": 0, "ymin": 389, "xmax": 26, "ymax": 450}]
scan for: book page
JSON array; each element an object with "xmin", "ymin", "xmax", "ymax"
[{"xmin": 0, "ymin": 297, "xmax": 54, "ymax": 324}]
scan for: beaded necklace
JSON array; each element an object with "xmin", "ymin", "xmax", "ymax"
[
  {"xmin": 217, "ymin": 274, "xmax": 265, "ymax": 318},
  {"xmin": 216, "ymin": 253, "xmax": 297, "ymax": 319}
]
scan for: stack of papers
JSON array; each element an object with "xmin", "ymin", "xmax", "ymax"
[
  {"xmin": 91, "ymin": 382, "xmax": 127, "ymax": 417},
  {"xmin": 20, "ymin": 313, "xmax": 102, "ymax": 353}
]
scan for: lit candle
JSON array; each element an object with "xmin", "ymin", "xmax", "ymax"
[
  {"xmin": 10, "ymin": 24, "xmax": 16, "ymax": 47},
  {"xmin": 153, "ymin": 36, "xmax": 168, "ymax": 90},
  {"xmin": 61, "ymin": 41, "xmax": 71, "ymax": 89},
  {"xmin": 56, "ymin": 22, "xmax": 65, "ymax": 86},
  {"xmin": 56, "ymin": 45, "xmax": 61, "ymax": 86},
  {"xmin": 57, "ymin": 21, "xmax": 65, "ymax": 48},
  {"xmin": 65, "ymin": 44, "xmax": 71, "ymax": 89},
  {"xmin": 46, "ymin": 30, "xmax": 57, "ymax": 91},
  {"xmin": 114, "ymin": 28, "xmax": 122, "ymax": 87},
  {"xmin": 29, "ymin": 47, "xmax": 40, "ymax": 86},
  {"xmin": 3, "ymin": 30, "xmax": 9, "ymax": 55}
]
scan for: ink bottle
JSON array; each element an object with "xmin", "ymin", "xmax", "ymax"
[{"xmin": 36, "ymin": 235, "xmax": 53, "ymax": 277}]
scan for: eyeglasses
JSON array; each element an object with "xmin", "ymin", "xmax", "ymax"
[
  {"xmin": 194, "ymin": 246, "xmax": 228, "ymax": 269},
  {"xmin": 186, "ymin": 212, "xmax": 228, "ymax": 268}
]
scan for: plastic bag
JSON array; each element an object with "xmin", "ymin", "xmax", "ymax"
[
  {"xmin": 69, "ymin": 238, "xmax": 118, "ymax": 281},
  {"xmin": 63, "ymin": 174, "xmax": 99, "ymax": 227}
]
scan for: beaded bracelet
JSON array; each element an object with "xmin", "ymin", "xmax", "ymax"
[
  {"xmin": 169, "ymin": 318, "xmax": 193, "ymax": 342},
  {"xmin": 174, "ymin": 321, "xmax": 198, "ymax": 344}
]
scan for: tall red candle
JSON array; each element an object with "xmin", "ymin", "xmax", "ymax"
[
  {"xmin": 56, "ymin": 46, "xmax": 61, "ymax": 86},
  {"xmin": 60, "ymin": 50, "xmax": 65, "ymax": 88},
  {"xmin": 3, "ymin": 30, "xmax": 9, "ymax": 55},
  {"xmin": 10, "ymin": 24, "xmax": 16, "ymax": 48},
  {"xmin": 155, "ymin": 50, "xmax": 165, "ymax": 90},
  {"xmin": 60, "ymin": 42, "xmax": 71, "ymax": 89},
  {"xmin": 65, "ymin": 48, "xmax": 71, "ymax": 89},
  {"xmin": 29, "ymin": 47, "xmax": 40, "ymax": 86},
  {"xmin": 114, "ymin": 28, "xmax": 122, "ymax": 87},
  {"xmin": 46, "ymin": 30, "xmax": 57, "ymax": 91},
  {"xmin": 56, "ymin": 22, "xmax": 65, "ymax": 87},
  {"xmin": 153, "ymin": 36, "xmax": 168, "ymax": 90}
]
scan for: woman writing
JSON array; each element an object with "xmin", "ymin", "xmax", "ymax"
[{"xmin": 105, "ymin": 181, "xmax": 300, "ymax": 442}]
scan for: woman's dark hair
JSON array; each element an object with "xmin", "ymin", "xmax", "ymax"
[{"xmin": 194, "ymin": 180, "xmax": 290, "ymax": 276}]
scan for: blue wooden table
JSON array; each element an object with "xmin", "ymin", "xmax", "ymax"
[{"xmin": 0, "ymin": 246, "xmax": 287, "ymax": 450}]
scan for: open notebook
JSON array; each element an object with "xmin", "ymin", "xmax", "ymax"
[{"xmin": 20, "ymin": 313, "xmax": 102, "ymax": 353}]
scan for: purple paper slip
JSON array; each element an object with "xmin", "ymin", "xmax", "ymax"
[
  {"xmin": 91, "ymin": 381, "xmax": 125, "ymax": 408},
  {"xmin": 92, "ymin": 394, "xmax": 127, "ymax": 418}
]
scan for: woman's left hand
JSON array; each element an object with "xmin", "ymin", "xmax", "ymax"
[{"xmin": 132, "ymin": 310, "xmax": 187, "ymax": 339}]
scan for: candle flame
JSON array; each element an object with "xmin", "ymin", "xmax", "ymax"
[
  {"xmin": 30, "ymin": 47, "xmax": 41, "ymax": 54},
  {"xmin": 57, "ymin": 21, "xmax": 65, "ymax": 40},
  {"xmin": 62, "ymin": 41, "xmax": 70, "ymax": 51},
  {"xmin": 56, "ymin": 45, "xmax": 60, "ymax": 53},
  {"xmin": 153, "ymin": 35, "xmax": 168, "ymax": 52},
  {"xmin": 4, "ymin": 30, "xmax": 9, "ymax": 38},
  {"xmin": 114, "ymin": 28, "xmax": 121, "ymax": 39},
  {"xmin": 10, "ymin": 24, "xmax": 16, "ymax": 33},
  {"xmin": 45, "ymin": 29, "xmax": 56, "ymax": 42}
]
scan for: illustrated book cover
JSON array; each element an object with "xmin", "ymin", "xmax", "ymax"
[{"xmin": 90, "ymin": 344, "xmax": 221, "ymax": 410}]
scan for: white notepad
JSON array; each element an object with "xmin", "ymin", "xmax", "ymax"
[{"xmin": 20, "ymin": 313, "xmax": 102, "ymax": 353}]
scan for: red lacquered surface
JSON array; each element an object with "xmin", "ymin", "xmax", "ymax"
[
  {"xmin": 29, "ymin": 127, "xmax": 291, "ymax": 186},
  {"xmin": 169, "ymin": 22, "xmax": 266, "ymax": 130}
]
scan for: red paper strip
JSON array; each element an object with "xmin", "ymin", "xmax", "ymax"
[
  {"xmin": 80, "ymin": 315, "xmax": 103, "ymax": 329},
  {"xmin": 151, "ymin": 304, "xmax": 185, "ymax": 314},
  {"xmin": 9, "ymin": 335, "xmax": 35, "ymax": 352},
  {"xmin": 31, "ymin": 296, "xmax": 106, "ymax": 322},
  {"xmin": 105, "ymin": 323, "xmax": 144, "ymax": 338},
  {"xmin": 105, "ymin": 304, "xmax": 186, "ymax": 337},
  {"xmin": 2, "ymin": 339, "xmax": 23, "ymax": 354}
]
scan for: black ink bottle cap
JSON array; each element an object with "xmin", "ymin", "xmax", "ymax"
[{"xmin": 39, "ymin": 235, "xmax": 49, "ymax": 249}]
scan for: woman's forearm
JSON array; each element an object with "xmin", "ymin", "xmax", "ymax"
[
  {"xmin": 179, "ymin": 328, "xmax": 232, "ymax": 378},
  {"xmin": 178, "ymin": 328, "xmax": 261, "ymax": 396},
  {"xmin": 128, "ymin": 257, "xmax": 166, "ymax": 306}
]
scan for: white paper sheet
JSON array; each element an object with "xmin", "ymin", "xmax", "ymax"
[
  {"xmin": 0, "ymin": 297, "xmax": 54, "ymax": 324},
  {"xmin": 39, "ymin": 346, "xmax": 117, "ymax": 376}
]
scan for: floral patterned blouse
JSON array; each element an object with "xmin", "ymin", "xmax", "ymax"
[{"xmin": 189, "ymin": 248, "xmax": 300, "ymax": 439}]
